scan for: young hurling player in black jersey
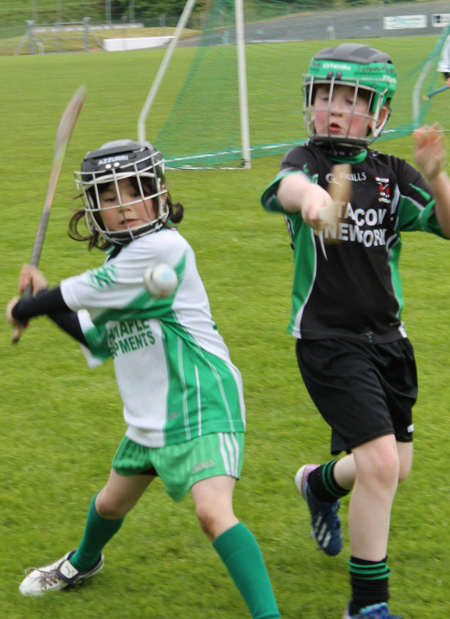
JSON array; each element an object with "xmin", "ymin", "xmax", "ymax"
[{"xmin": 261, "ymin": 43, "xmax": 450, "ymax": 619}]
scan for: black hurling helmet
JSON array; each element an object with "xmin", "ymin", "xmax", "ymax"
[
  {"xmin": 303, "ymin": 43, "xmax": 397, "ymax": 154},
  {"xmin": 74, "ymin": 140, "xmax": 169, "ymax": 245}
]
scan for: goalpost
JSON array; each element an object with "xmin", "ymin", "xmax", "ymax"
[
  {"xmin": 137, "ymin": 0, "xmax": 449, "ymax": 170},
  {"xmin": 137, "ymin": 0, "xmax": 197, "ymax": 144},
  {"xmin": 137, "ymin": 0, "xmax": 250, "ymax": 168}
]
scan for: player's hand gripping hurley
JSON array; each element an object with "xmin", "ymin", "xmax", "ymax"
[
  {"xmin": 316, "ymin": 163, "xmax": 351, "ymax": 244},
  {"xmin": 423, "ymin": 85, "xmax": 450, "ymax": 101},
  {"xmin": 11, "ymin": 86, "xmax": 86, "ymax": 344}
]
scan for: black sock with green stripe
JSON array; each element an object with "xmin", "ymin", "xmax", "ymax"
[
  {"xmin": 349, "ymin": 556, "xmax": 391, "ymax": 614},
  {"xmin": 307, "ymin": 460, "xmax": 350, "ymax": 503}
]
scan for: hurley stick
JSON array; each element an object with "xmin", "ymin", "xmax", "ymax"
[
  {"xmin": 316, "ymin": 163, "xmax": 351, "ymax": 245},
  {"xmin": 423, "ymin": 85, "xmax": 450, "ymax": 101},
  {"xmin": 11, "ymin": 85, "xmax": 86, "ymax": 344}
]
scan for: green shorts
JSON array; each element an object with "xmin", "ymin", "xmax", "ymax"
[{"xmin": 112, "ymin": 432, "xmax": 245, "ymax": 501}]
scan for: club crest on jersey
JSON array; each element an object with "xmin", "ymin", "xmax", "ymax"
[{"xmin": 375, "ymin": 177, "xmax": 391, "ymax": 204}]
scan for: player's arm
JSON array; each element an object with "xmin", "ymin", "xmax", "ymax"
[
  {"xmin": 413, "ymin": 123, "xmax": 450, "ymax": 238},
  {"xmin": 8, "ymin": 288, "xmax": 87, "ymax": 345},
  {"xmin": 426, "ymin": 173, "xmax": 450, "ymax": 238},
  {"xmin": 277, "ymin": 172, "xmax": 335, "ymax": 232},
  {"xmin": 7, "ymin": 265, "xmax": 87, "ymax": 345}
]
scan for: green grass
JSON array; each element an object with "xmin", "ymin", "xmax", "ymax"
[{"xmin": 1, "ymin": 44, "xmax": 450, "ymax": 619}]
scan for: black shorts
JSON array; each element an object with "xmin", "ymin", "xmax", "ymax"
[{"xmin": 296, "ymin": 337, "xmax": 418, "ymax": 454}]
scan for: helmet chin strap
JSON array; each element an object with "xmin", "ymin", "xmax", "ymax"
[
  {"xmin": 372, "ymin": 105, "xmax": 391, "ymax": 138},
  {"xmin": 312, "ymin": 136, "xmax": 367, "ymax": 158}
]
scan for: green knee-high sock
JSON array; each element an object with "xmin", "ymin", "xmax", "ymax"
[
  {"xmin": 70, "ymin": 494, "xmax": 125, "ymax": 572},
  {"xmin": 213, "ymin": 522, "xmax": 280, "ymax": 619}
]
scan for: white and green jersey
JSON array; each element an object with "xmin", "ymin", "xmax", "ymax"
[{"xmin": 60, "ymin": 229, "xmax": 245, "ymax": 447}]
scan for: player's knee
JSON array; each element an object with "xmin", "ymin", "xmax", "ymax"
[
  {"xmin": 398, "ymin": 455, "xmax": 413, "ymax": 482},
  {"xmin": 371, "ymin": 454, "xmax": 399, "ymax": 489},
  {"xmin": 397, "ymin": 442, "xmax": 413, "ymax": 483},
  {"xmin": 195, "ymin": 503, "xmax": 236, "ymax": 541},
  {"xmin": 95, "ymin": 492, "xmax": 128, "ymax": 519},
  {"xmin": 357, "ymin": 446, "xmax": 399, "ymax": 490},
  {"xmin": 398, "ymin": 466, "xmax": 410, "ymax": 483},
  {"xmin": 195, "ymin": 504, "xmax": 217, "ymax": 537}
]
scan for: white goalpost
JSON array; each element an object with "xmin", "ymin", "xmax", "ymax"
[
  {"xmin": 137, "ymin": 0, "xmax": 251, "ymax": 168},
  {"xmin": 235, "ymin": 0, "xmax": 251, "ymax": 169},
  {"xmin": 137, "ymin": 0, "xmax": 197, "ymax": 144}
]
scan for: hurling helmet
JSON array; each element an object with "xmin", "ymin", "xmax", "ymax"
[
  {"xmin": 74, "ymin": 140, "xmax": 169, "ymax": 245},
  {"xmin": 303, "ymin": 43, "xmax": 397, "ymax": 153}
]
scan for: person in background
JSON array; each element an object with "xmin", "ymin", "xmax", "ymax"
[{"xmin": 437, "ymin": 34, "xmax": 450, "ymax": 85}]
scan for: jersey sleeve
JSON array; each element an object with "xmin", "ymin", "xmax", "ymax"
[
  {"xmin": 77, "ymin": 309, "xmax": 111, "ymax": 368},
  {"xmin": 60, "ymin": 231, "xmax": 188, "ymax": 327},
  {"xmin": 395, "ymin": 158, "xmax": 447, "ymax": 237},
  {"xmin": 261, "ymin": 146, "xmax": 315, "ymax": 214}
]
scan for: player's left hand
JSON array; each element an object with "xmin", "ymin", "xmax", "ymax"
[
  {"xmin": 413, "ymin": 123, "xmax": 446, "ymax": 182},
  {"xmin": 6, "ymin": 297, "xmax": 24, "ymax": 328},
  {"xmin": 18, "ymin": 264, "xmax": 48, "ymax": 295},
  {"xmin": 301, "ymin": 184, "xmax": 336, "ymax": 232}
]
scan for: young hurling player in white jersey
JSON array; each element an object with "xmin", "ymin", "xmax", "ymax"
[
  {"xmin": 261, "ymin": 43, "xmax": 450, "ymax": 619},
  {"xmin": 7, "ymin": 140, "xmax": 280, "ymax": 618}
]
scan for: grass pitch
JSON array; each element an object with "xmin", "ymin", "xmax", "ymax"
[{"xmin": 1, "ymin": 43, "xmax": 450, "ymax": 619}]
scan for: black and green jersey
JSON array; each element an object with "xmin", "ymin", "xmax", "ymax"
[{"xmin": 261, "ymin": 141, "xmax": 447, "ymax": 342}]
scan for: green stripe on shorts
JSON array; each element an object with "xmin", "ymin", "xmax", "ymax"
[{"xmin": 112, "ymin": 432, "xmax": 245, "ymax": 501}]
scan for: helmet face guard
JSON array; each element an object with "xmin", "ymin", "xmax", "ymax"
[
  {"xmin": 74, "ymin": 140, "xmax": 169, "ymax": 246},
  {"xmin": 303, "ymin": 44, "xmax": 397, "ymax": 153}
]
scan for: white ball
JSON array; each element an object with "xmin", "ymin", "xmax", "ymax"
[{"xmin": 143, "ymin": 263, "xmax": 178, "ymax": 299}]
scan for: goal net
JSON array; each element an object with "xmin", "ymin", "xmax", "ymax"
[{"xmin": 145, "ymin": 0, "xmax": 449, "ymax": 169}]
